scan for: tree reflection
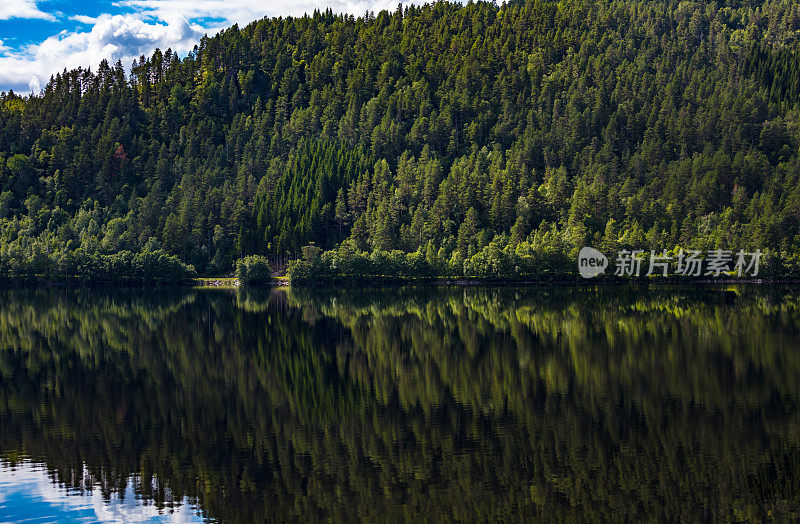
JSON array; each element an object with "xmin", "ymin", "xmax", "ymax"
[{"xmin": 0, "ymin": 285, "xmax": 799, "ymax": 521}]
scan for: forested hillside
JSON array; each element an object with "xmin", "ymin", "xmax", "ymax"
[{"xmin": 2, "ymin": 0, "xmax": 800, "ymax": 280}]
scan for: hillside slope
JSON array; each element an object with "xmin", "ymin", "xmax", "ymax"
[{"xmin": 1, "ymin": 0, "xmax": 800, "ymax": 278}]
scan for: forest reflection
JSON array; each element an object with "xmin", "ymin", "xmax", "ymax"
[{"xmin": 1, "ymin": 285, "xmax": 799, "ymax": 521}]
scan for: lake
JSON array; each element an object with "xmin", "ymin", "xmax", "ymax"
[{"xmin": 0, "ymin": 285, "xmax": 799, "ymax": 521}]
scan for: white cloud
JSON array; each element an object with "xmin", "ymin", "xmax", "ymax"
[
  {"xmin": 0, "ymin": 461, "xmax": 204, "ymax": 523},
  {"xmin": 0, "ymin": 0, "xmax": 55, "ymax": 21},
  {"xmin": 0, "ymin": 13, "xmax": 206, "ymax": 93},
  {"xmin": 119, "ymin": 0, "xmax": 417, "ymax": 26},
  {"xmin": 70, "ymin": 14, "xmax": 101, "ymax": 24},
  {"xmin": 0, "ymin": 0, "xmax": 423, "ymax": 93}
]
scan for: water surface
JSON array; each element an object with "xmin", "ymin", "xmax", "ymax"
[{"xmin": 1, "ymin": 285, "xmax": 799, "ymax": 521}]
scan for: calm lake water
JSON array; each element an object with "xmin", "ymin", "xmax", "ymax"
[{"xmin": 0, "ymin": 285, "xmax": 799, "ymax": 521}]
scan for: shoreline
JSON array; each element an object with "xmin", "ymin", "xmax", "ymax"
[
  {"xmin": 283, "ymin": 277, "xmax": 800, "ymax": 287},
  {"xmin": 2, "ymin": 276, "xmax": 799, "ymax": 288},
  {"xmin": 3, "ymin": 277, "xmax": 800, "ymax": 289}
]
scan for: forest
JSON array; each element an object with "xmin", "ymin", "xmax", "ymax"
[{"xmin": 2, "ymin": 0, "xmax": 800, "ymax": 281}]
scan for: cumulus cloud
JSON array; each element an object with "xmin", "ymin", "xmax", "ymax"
[
  {"xmin": 119, "ymin": 0, "xmax": 416, "ymax": 24},
  {"xmin": 0, "ymin": 0, "xmax": 55, "ymax": 21},
  {"xmin": 0, "ymin": 14, "xmax": 206, "ymax": 93},
  {"xmin": 0, "ymin": 0, "xmax": 423, "ymax": 93}
]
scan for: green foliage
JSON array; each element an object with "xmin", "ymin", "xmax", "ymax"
[
  {"xmin": 289, "ymin": 236, "xmax": 577, "ymax": 283},
  {"xmin": 253, "ymin": 139, "xmax": 372, "ymax": 256},
  {"xmin": 0, "ymin": 246, "xmax": 195, "ymax": 283},
  {"xmin": 2, "ymin": 1, "xmax": 800, "ymax": 278},
  {"xmin": 235, "ymin": 255, "xmax": 272, "ymax": 284}
]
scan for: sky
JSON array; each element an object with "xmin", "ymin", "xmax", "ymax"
[
  {"xmin": 0, "ymin": 460, "xmax": 204, "ymax": 522},
  {"xmin": 0, "ymin": 0, "xmax": 416, "ymax": 94}
]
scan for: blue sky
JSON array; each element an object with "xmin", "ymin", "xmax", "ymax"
[
  {"xmin": 0, "ymin": 461, "xmax": 205, "ymax": 523},
  {"xmin": 0, "ymin": 0, "xmax": 415, "ymax": 93}
]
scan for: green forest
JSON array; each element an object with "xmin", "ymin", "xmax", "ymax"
[{"xmin": 2, "ymin": 0, "xmax": 800, "ymax": 281}]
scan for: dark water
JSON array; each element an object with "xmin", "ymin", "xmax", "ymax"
[{"xmin": 0, "ymin": 285, "xmax": 799, "ymax": 522}]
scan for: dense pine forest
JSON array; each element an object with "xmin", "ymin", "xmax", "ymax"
[{"xmin": 2, "ymin": 0, "xmax": 800, "ymax": 281}]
